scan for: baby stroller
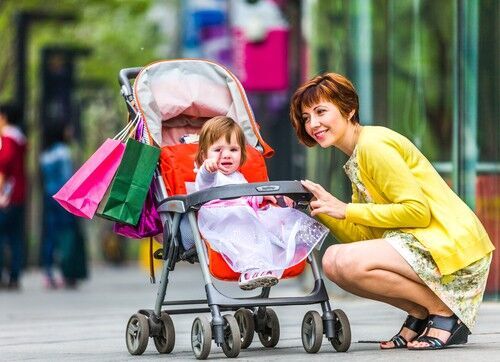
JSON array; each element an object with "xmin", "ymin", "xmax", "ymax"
[{"xmin": 119, "ymin": 59, "xmax": 351, "ymax": 359}]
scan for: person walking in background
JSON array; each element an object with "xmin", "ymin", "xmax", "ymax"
[
  {"xmin": 0, "ymin": 104, "xmax": 27, "ymax": 291},
  {"xmin": 289, "ymin": 73, "xmax": 494, "ymax": 350},
  {"xmin": 40, "ymin": 121, "xmax": 87, "ymax": 289}
]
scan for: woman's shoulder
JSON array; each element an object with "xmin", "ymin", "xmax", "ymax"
[
  {"xmin": 358, "ymin": 126, "xmax": 413, "ymax": 150},
  {"xmin": 359, "ymin": 126, "xmax": 406, "ymax": 143},
  {"xmin": 356, "ymin": 126, "xmax": 416, "ymax": 164}
]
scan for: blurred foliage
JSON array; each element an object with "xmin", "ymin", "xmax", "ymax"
[
  {"xmin": 0, "ymin": 0, "xmax": 177, "ymax": 157},
  {"xmin": 307, "ymin": 0, "xmax": 498, "ymax": 174}
]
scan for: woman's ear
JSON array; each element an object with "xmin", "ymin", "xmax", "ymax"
[{"xmin": 348, "ymin": 109, "xmax": 356, "ymax": 121}]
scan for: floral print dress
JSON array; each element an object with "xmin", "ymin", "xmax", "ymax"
[{"xmin": 343, "ymin": 147, "xmax": 492, "ymax": 329}]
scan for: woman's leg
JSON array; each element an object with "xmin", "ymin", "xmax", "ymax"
[{"xmin": 322, "ymin": 239, "xmax": 454, "ymax": 346}]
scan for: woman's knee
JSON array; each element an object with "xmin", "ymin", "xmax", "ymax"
[{"xmin": 322, "ymin": 245, "xmax": 356, "ymax": 282}]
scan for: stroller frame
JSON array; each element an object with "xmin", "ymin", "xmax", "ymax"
[{"xmin": 119, "ymin": 65, "xmax": 351, "ymax": 359}]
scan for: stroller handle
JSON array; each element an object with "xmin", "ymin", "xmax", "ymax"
[
  {"xmin": 157, "ymin": 180, "xmax": 313, "ymax": 213},
  {"xmin": 118, "ymin": 67, "xmax": 143, "ymax": 97}
]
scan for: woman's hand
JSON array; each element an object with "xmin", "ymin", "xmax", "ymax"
[{"xmin": 301, "ymin": 179, "xmax": 347, "ymax": 219}]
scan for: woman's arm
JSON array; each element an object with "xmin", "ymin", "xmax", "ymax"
[
  {"xmin": 347, "ymin": 140, "xmax": 431, "ymax": 228},
  {"xmin": 316, "ymin": 213, "xmax": 380, "ymax": 243}
]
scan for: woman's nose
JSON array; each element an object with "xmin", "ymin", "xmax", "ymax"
[{"xmin": 309, "ymin": 115, "xmax": 320, "ymax": 128}]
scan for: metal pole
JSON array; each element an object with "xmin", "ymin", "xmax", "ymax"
[
  {"xmin": 350, "ymin": 0, "xmax": 373, "ymax": 124},
  {"xmin": 453, "ymin": 0, "xmax": 479, "ymax": 209}
]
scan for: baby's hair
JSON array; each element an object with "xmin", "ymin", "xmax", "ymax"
[{"xmin": 195, "ymin": 116, "xmax": 247, "ymax": 167}]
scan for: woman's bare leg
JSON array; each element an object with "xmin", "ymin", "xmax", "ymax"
[{"xmin": 322, "ymin": 239, "xmax": 454, "ymax": 347}]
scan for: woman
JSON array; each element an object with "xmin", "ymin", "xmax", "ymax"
[{"xmin": 289, "ymin": 72, "xmax": 494, "ymax": 350}]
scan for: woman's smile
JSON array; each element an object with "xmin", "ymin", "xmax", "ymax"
[{"xmin": 313, "ymin": 129, "xmax": 329, "ymax": 140}]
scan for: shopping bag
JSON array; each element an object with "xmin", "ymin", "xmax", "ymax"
[
  {"xmin": 113, "ymin": 188, "xmax": 163, "ymax": 238},
  {"xmin": 53, "ymin": 139, "xmax": 126, "ymax": 218},
  {"xmin": 96, "ymin": 138, "xmax": 161, "ymax": 225}
]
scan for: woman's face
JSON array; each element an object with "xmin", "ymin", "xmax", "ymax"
[
  {"xmin": 206, "ymin": 131, "xmax": 242, "ymax": 175},
  {"xmin": 301, "ymin": 100, "xmax": 354, "ymax": 148}
]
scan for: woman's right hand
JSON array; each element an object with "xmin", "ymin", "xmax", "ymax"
[{"xmin": 301, "ymin": 179, "xmax": 347, "ymax": 219}]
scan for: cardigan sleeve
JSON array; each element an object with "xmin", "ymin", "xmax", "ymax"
[
  {"xmin": 345, "ymin": 139, "xmax": 431, "ymax": 228},
  {"xmin": 316, "ymin": 213, "xmax": 380, "ymax": 243}
]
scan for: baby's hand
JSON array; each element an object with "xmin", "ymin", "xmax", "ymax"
[
  {"xmin": 280, "ymin": 196, "xmax": 295, "ymax": 207},
  {"xmin": 203, "ymin": 158, "xmax": 219, "ymax": 173},
  {"xmin": 263, "ymin": 195, "xmax": 277, "ymax": 204}
]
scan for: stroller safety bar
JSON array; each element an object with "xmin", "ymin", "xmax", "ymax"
[{"xmin": 157, "ymin": 180, "xmax": 312, "ymax": 213}]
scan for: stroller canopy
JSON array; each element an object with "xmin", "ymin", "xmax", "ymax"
[{"xmin": 133, "ymin": 59, "xmax": 272, "ymax": 156}]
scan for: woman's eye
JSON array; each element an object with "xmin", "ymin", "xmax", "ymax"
[{"xmin": 303, "ymin": 117, "xmax": 310, "ymax": 124}]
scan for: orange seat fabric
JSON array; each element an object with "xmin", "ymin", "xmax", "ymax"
[{"xmin": 159, "ymin": 143, "xmax": 306, "ymax": 281}]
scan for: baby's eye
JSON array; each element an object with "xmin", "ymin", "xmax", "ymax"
[{"xmin": 231, "ymin": 148, "xmax": 239, "ymax": 152}]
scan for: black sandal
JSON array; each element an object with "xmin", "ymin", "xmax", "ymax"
[
  {"xmin": 408, "ymin": 314, "xmax": 471, "ymax": 350},
  {"xmin": 379, "ymin": 315, "xmax": 429, "ymax": 349},
  {"xmin": 360, "ymin": 315, "xmax": 428, "ymax": 348}
]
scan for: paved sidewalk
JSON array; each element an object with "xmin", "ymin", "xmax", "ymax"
[{"xmin": 0, "ymin": 263, "xmax": 499, "ymax": 361}]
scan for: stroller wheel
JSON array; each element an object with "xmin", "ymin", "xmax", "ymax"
[
  {"xmin": 221, "ymin": 314, "xmax": 241, "ymax": 358},
  {"xmin": 191, "ymin": 315, "xmax": 212, "ymax": 360},
  {"xmin": 126, "ymin": 313, "xmax": 149, "ymax": 355},
  {"xmin": 301, "ymin": 311, "xmax": 323, "ymax": 353},
  {"xmin": 234, "ymin": 308, "xmax": 255, "ymax": 349},
  {"xmin": 257, "ymin": 308, "xmax": 280, "ymax": 348},
  {"xmin": 329, "ymin": 309, "xmax": 351, "ymax": 352},
  {"xmin": 153, "ymin": 312, "xmax": 175, "ymax": 354}
]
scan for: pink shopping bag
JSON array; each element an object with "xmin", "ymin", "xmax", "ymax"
[{"xmin": 53, "ymin": 139, "xmax": 126, "ymax": 219}]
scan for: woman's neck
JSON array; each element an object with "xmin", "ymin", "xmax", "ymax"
[{"xmin": 338, "ymin": 123, "xmax": 363, "ymax": 156}]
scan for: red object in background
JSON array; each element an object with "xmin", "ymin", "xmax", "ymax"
[
  {"xmin": 232, "ymin": 28, "xmax": 289, "ymax": 92},
  {"xmin": 476, "ymin": 175, "xmax": 500, "ymax": 293}
]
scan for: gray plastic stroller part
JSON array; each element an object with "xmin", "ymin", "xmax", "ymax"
[
  {"xmin": 157, "ymin": 180, "xmax": 312, "ymax": 213},
  {"xmin": 179, "ymin": 214, "xmax": 195, "ymax": 250}
]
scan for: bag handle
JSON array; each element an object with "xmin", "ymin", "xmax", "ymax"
[{"xmin": 113, "ymin": 112, "xmax": 141, "ymax": 141}]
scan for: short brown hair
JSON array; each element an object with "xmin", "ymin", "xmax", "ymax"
[
  {"xmin": 195, "ymin": 116, "xmax": 247, "ymax": 167},
  {"xmin": 289, "ymin": 73, "xmax": 360, "ymax": 147}
]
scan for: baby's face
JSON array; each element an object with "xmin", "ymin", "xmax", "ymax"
[{"xmin": 207, "ymin": 132, "xmax": 242, "ymax": 175}]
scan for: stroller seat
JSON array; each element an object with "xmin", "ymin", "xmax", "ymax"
[{"xmin": 159, "ymin": 142, "xmax": 306, "ymax": 280}]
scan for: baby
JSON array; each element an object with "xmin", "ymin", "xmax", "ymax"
[{"xmin": 195, "ymin": 116, "xmax": 328, "ymax": 290}]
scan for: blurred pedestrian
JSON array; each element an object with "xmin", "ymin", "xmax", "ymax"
[
  {"xmin": 0, "ymin": 103, "xmax": 27, "ymax": 291},
  {"xmin": 40, "ymin": 121, "xmax": 88, "ymax": 289}
]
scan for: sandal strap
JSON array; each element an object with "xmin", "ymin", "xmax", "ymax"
[
  {"xmin": 389, "ymin": 334, "xmax": 408, "ymax": 348},
  {"xmin": 403, "ymin": 315, "xmax": 429, "ymax": 333},
  {"xmin": 415, "ymin": 335, "xmax": 445, "ymax": 348},
  {"xmin": 427, "ymin": 314, "xmax": 459, "ymax": 333}
]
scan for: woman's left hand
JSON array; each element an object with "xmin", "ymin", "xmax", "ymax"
[{"xmin": 301, "ymin": 179, "xmax": 347, "ymax": 219}]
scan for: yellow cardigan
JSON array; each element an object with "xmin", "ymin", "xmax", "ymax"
[{"xmin": 318, "ymin": 126, "xmax": 494, "ymax": 275}]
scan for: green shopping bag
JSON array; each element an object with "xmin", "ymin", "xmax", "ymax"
[{"xmin": 97, "ymin": 138, "xmax": 160, "ymax": 226}]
